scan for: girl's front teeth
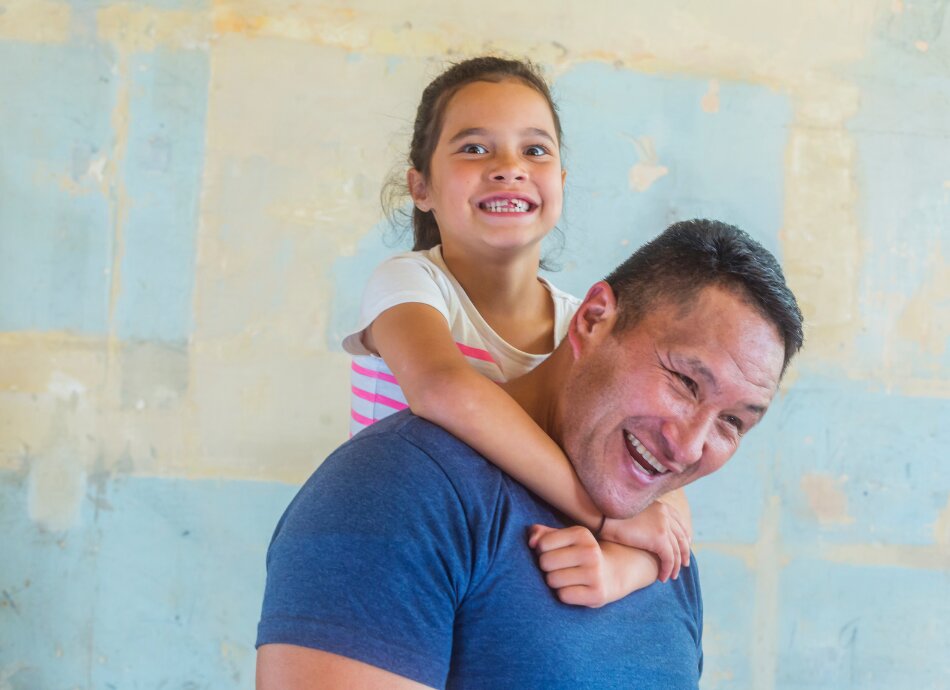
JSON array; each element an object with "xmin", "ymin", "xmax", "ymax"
[{"xmin": 481, "ymin": 199, "xmax": 529, "ymax": 212}]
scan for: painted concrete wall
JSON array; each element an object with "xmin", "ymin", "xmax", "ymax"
[{"xmin": 1, "ymin": 1, "xmax": 947, "ymax": 687}]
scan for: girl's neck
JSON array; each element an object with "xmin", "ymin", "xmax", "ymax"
[{"xmin": 439, "ymin": 243, "xmax": 555, "ymax": 354}]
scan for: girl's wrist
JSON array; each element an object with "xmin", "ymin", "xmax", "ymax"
[{"xmin": 598, "ymin": 516, "xmax": 620, "ymax": 543}]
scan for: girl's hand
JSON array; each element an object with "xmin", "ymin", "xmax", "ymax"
[
  {"xmin": 599, "ymin": 501, "xmax": 691, "ymax": 582},
  {"xmin": 528, "ymin": 524, "xmax": 613, "ymax": 608},
  {"xmin": 528, "ymin": 524, "xmax": 667, "ymax": 607}
]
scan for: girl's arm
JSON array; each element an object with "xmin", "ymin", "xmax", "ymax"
[
  {"xmin": 369, "ymin": 302, "xmax": 692, "ymax": 594},
  {"xmin": 529, "ymin": 515, "xmax": 692, "ymax": 608},
  {"xmin": 367, "ymin": 302, "xmax": 604, "ymax": 531}
]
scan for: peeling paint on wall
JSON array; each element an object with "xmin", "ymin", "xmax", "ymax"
[
  {"xmin": 801, "ymin": 473, "xmax": 856, "ymax": 526},
  {"xmin": 2, "ymin": 1, "xmax": 948, "ymax": 688},
  {"xmin": 626, "ymin": 136, "xmax": 669, "ymax": 193},
  {"xmin": 0, "ymin": 0, "xmax": 71, "ymax": 43}
]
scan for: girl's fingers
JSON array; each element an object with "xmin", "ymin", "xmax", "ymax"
[
  {"xmin": 555, "ymin": 585, "xmax": 606, "ymax": 608},
  {"xmin": 527, "ymin": 524, "xmax": 556, "ymax": 549},
  {"xmin": 675, "ymin": 523, "xmax": 691, "ymax": 569},
  {"xmin": 544, "ymin": 564, "xmax": 596, "ymax": 590},
  {"xmin": 537, "ymin": 540, "xmax": 599, "ymax": 573},
  {"xmin": 529, "ymin": 524, "xmax": 593, "ymax": 553},
  {"xmin": 669, "ymin": 530, "xmax": 682, "ymax": 581}
]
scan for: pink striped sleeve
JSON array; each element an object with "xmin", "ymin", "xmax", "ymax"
[
  {"xmin": 456, "ymin": 342, "xmax": 495, "ymax": 363},
  {"xmin": 351, "ymin": 360, "xmax": 400, "ymax": 385},
  {"xmin": 351, "ymin": 385, "xmax": 409, "ymax": 411}
]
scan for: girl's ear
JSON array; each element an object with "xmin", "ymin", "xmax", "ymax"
[
  {"xmin": 407, "ymin": 168, "xmax": 431, "ymax": 212},
  {"xmin": 566, "ymin": 281, "xmax": 619, "ymax": 360}
]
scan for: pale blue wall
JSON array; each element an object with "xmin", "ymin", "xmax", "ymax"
[{"xmin": 2, "ymin": 2, "xmax": 948, "ymax": 688}]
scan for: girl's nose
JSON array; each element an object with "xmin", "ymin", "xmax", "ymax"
[{"xmin": 490, "ymin": 151, "xmax": 526, "ymax": 182}]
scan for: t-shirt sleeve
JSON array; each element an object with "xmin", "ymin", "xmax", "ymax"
[
  {"xmin": 256, "ymin": 434, "xmax": 473, "ymax": 688},
  {"xmin": 341, "ymin": 253, "xmax": 452, "ymax": 356}
]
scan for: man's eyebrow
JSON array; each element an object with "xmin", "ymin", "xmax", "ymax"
[
  {"xmin": 681, "ymin": 356, "xmax": 720, "ymax": 394},
  {"xmin": 447, "ymin": 127, "xmax": 557, "ymax": 144},
  {"xmin": 681, "ymin": 354, "xmax": 769, "ymax": 418}
]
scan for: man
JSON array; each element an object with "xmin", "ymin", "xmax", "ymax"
[{"xmin": 256, "ymin": 220, "xmax": 804, "ymax": 689}]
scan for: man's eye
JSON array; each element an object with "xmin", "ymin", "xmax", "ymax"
[
  {"xmin": 524, "ymin": 145, "xmax": 549, "ymax": 156},
  {"xmin": 461, "ymin": 143, "xmax": 488, "ymax": 154},
  {"xmin": 676, "ymin": 373, "xmax": 698, "ymax": 396},
  {"xmin": 722, "ymin": 415, "xmax": 744, "ymax": 434}
]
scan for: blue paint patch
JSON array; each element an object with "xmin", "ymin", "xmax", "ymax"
[
  {"xmin": 774, "ymin": 376, "xmax": 949, "ymax": 546},
  {"xmin": 114, "ymin": 48, "xmax": 210, "ymax": 344},
  {"xmin": 546, "ymin": 63, "xmax": 790, "ymax": 297},
  {"xmin": 0, "ymin": 42, "xmax": 116, "ymax": 334},
  {"xmin": 386, "ymin": 56, "xmax": 406, "ymax": 74},
  {"xmin": 0, "ymin": 471, "xmax": 297, "ymax": 689},
  {"xmin": 686, "ymin": 401, "xmax": 786, "ymax": 545},
  {"xmin": 694, "ymin": 550, "xmax": 755, "ymax": 690},
  {"xmin": 777, "ymin": 558, "xmax": 950, "ymax": 688},
  {"xmin": 327, "ymin": 215, "xmax": 410, "ymax": 350},
  {"xmin": 848, "ymin": 44, "xmax": 950, "ymax": 377}
]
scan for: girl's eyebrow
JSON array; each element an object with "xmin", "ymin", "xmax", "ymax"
[{"xmin": 447, "ymin": 127, "xmax": 557, "ymax": 145}]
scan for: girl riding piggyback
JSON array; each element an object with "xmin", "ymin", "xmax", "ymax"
[{"xmin": 342, "ymin": 56, "xmax": 692, "ymax": 606}]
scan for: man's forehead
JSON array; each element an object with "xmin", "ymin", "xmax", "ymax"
[{"xmin": 630, "ymin": 286, "xmax": 784, "ymax": 390}]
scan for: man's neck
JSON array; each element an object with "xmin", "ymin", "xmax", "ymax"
[{"xmin": 499, "ymin": 343, "xmax": 571, "ymax": 443}]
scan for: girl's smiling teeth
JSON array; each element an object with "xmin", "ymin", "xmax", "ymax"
[
  {"xmin": 478, "ymin": 198, "xmax": 534, "ymax": 213},
  {"xmin": 624, "ymin": 431, "xmax": 669, "ymax": 476}
]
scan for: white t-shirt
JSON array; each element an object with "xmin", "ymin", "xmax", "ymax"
[{"xmin": 342, "ymin": 246, "xmax": 580, "ymax": 436}]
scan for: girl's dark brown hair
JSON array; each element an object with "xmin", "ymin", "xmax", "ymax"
[{"xmin": 383, "ymin": 56, "xmax": 564, "ymax": 255}]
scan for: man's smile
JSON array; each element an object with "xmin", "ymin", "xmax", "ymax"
[{"xmin": 623, "ymin": 430, "xmax": 670, "ymax": 478}]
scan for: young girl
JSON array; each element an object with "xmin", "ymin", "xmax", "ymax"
[{"xmin": 342, "ymin": 56, "xmax": 692, "ymax": 606}]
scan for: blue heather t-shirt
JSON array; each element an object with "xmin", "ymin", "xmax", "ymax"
[{"xmin": 257, "ymin": 412, "xmax": 703, "ymax": 688}]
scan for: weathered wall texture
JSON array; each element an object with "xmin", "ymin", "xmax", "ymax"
[{"xmin": 1, "ymin": 1, "xmax": 947, "ymax": 687}]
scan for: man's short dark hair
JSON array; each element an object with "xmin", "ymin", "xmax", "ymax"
[{"xmin": 605, "ymin": 219, "xmax": 805, "ymax": 375}]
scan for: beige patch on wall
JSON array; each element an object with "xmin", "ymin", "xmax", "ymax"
[
  {"xmin": 934, "ymin": 494, "xmax": 950, "ymax": 547},
  {"xmin": 801, "ymin": 473, "xmax": 856, "ymax": 526},
  {"xmin": 0, "ymin": 0, "xmax": 71, "ymax": 43},
  {"xmin": 897, "ymin": 247, "xmax": 948, "ymax": 359},
  {"xmin": 97, "ymin": 3, "xmax": 211, "ymax": 52},
  {"xmin": 701, "ymin": 79, "xmax": 721, "ymax": 113},
  {"xmin": 626, "ymin": 136, "xmax": 669, "ymax": 192}
]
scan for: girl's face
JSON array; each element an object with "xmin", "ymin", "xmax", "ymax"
[{"xmin": 408, "ymin": 78, "xmax": 566, "ymax": 263}]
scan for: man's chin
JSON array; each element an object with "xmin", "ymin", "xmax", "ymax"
[{"xmin": 599, "ymin": 494, "xmax": 655, "ymax": 521}]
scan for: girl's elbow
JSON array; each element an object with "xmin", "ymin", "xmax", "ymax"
[{"xmin": 404, "ymin": 369, "xmax": 472, "ymax": 421}]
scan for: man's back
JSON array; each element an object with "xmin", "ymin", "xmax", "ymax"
[{"xmin": 257, "ymin": 413, "xmax": 703, "ymax": 688}]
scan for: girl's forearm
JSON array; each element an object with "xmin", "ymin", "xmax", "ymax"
[
  {"xmin": 600, "ymin": 541, "xmax": 662, "ymax": 603},
  {"xmin": 410, "ymin": 365, "xmax": 603, "ymax": 531}
]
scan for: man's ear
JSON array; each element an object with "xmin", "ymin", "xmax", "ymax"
[
  {"xmin": 566, "ymin": 281, "xmax": 618, "ymax": 359},
  {"xmin": 407, "ymin": 168, "xmax": 431, "ymax": 212}
]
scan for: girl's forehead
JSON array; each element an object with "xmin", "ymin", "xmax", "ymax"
[{"xmin": 440, "ymin": 79, "xmax": 558, "ymax": 135}]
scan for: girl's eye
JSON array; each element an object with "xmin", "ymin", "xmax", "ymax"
[
  {"xmin": 461, "ymin": 143, "xmax": 488, "ymax": 154},
  {"xmin": 524, "ymin": 145, "xmax": 549, "ymax": 156}
]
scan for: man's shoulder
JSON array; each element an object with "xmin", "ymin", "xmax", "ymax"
[
  {"xmin": 342, "ymin": 411, "xmax": 479, "ymax": 463},
  {"xmin": 322, "ymin": 412, "xmax": 510, "ymax": 504}
]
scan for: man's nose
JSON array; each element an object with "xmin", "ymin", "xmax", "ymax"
[{"xmin": 662, "ymin": 413, "xmax": 711, "ymax": 470}]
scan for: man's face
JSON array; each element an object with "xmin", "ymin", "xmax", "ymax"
[{"xmin": 560, "ymin": 284, "xmax": 785, "ymax": 518}]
